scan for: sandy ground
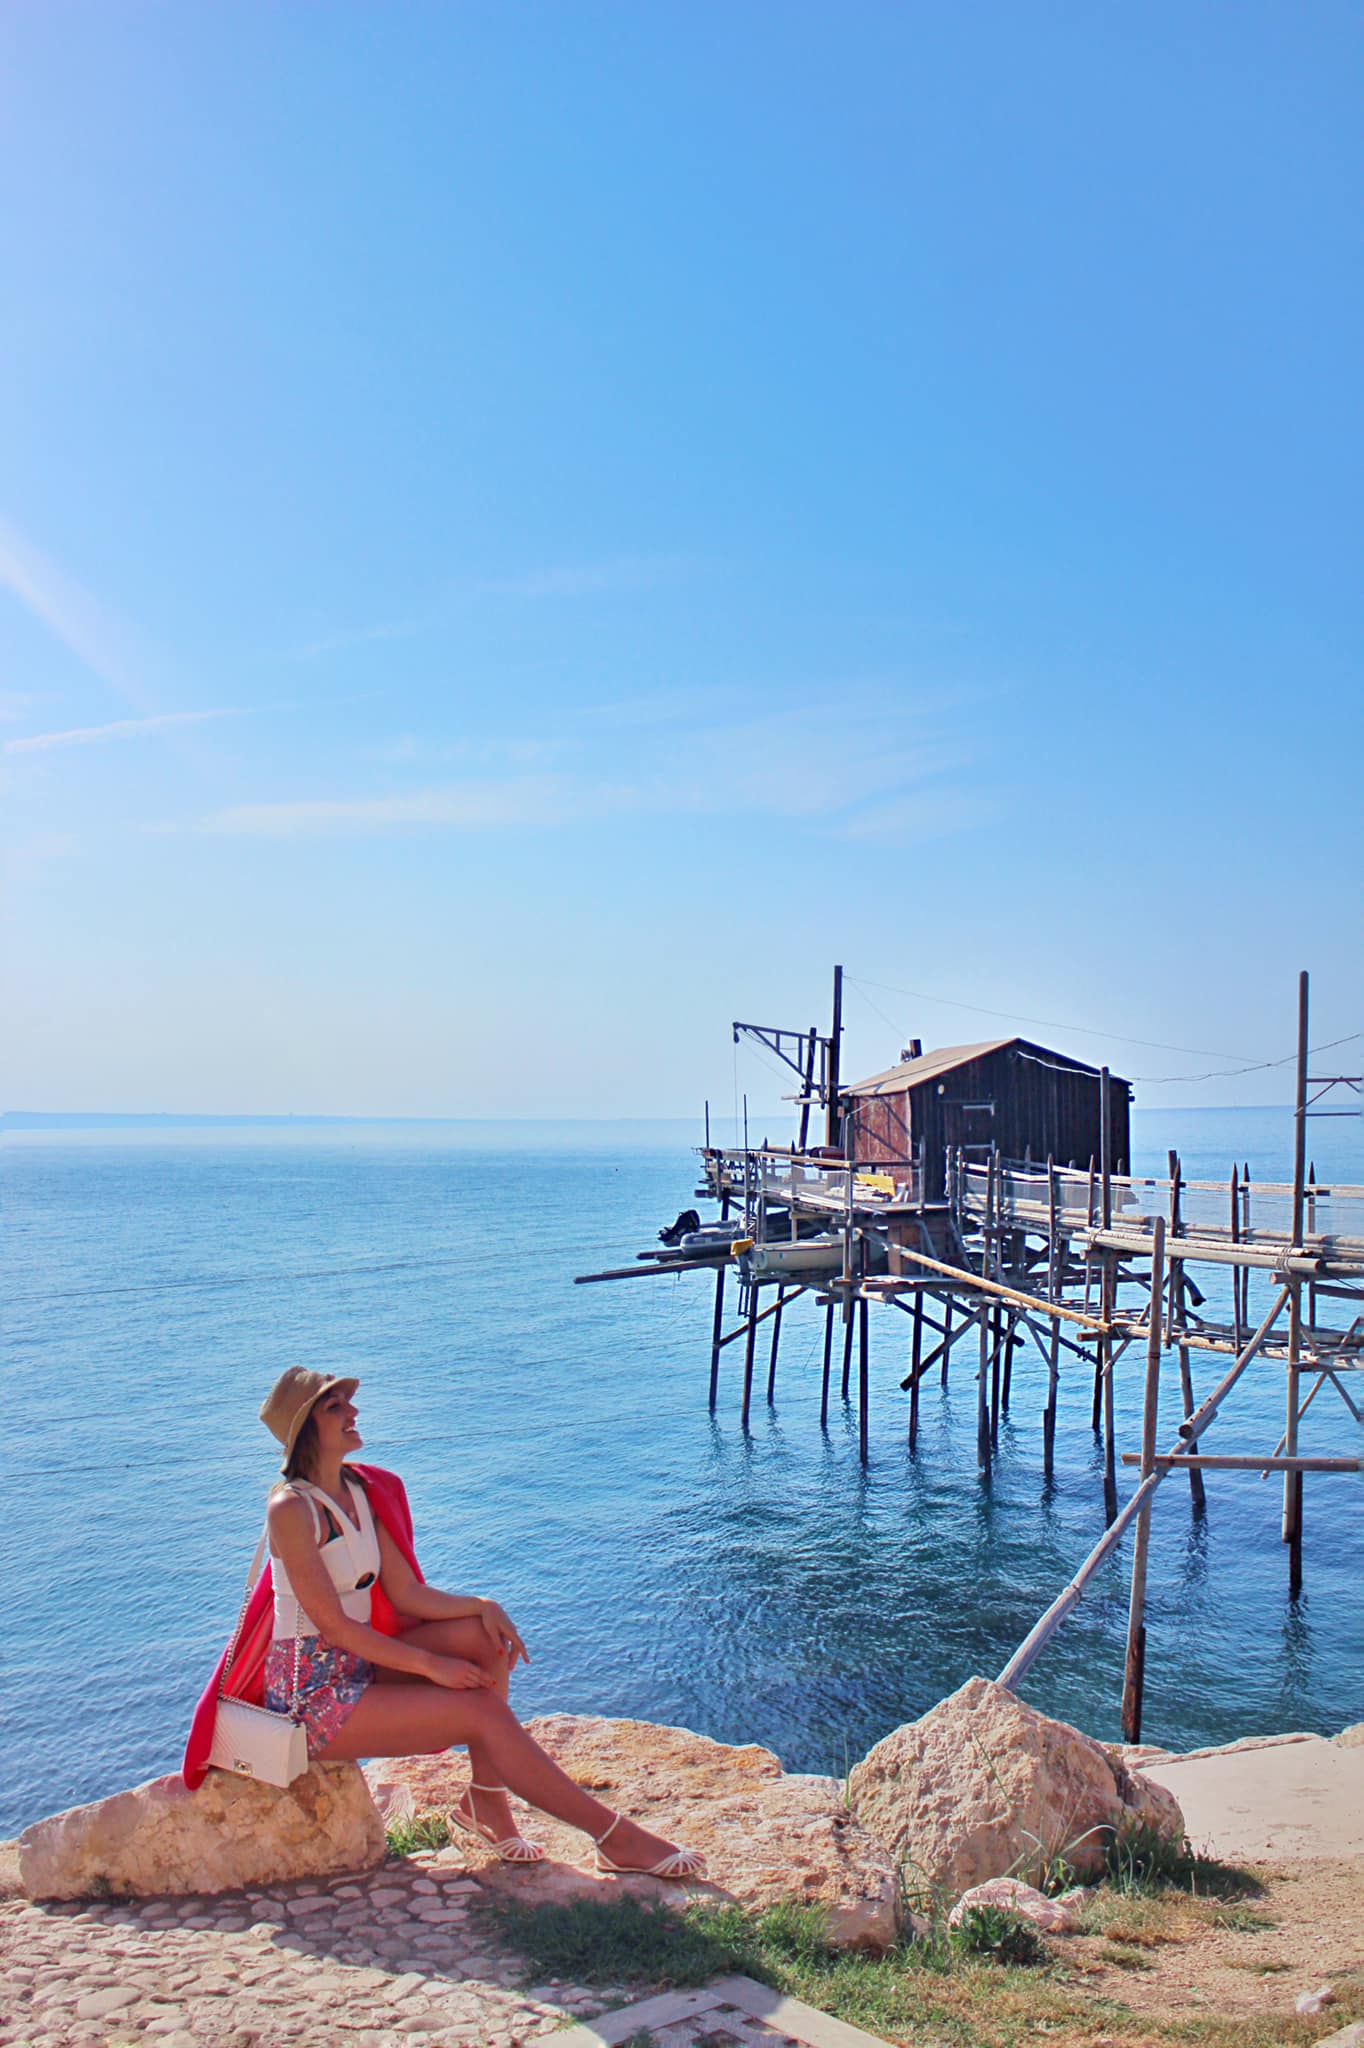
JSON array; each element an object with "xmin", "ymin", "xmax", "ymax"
[
  {"xmin": 1145, "ymin": 1735, "xmax": 1364, "ymax": 1864},
  {"xmin": 1066, "ymin": 1856, "xmax": 1364, "ymax": 2025}
]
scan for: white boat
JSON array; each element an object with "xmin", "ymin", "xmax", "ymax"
[{"xmin": 739, "ymin": 1234, "xmax": 844, "ymax": 1280}]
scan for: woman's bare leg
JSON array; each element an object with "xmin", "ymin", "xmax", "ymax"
[
  {"xmin": 320, "ymin": 1682, "xmax": 691, "ymax": 1871},
  {"xmin": 376, "ymin": 1618, "xmax": 520, "ymax": 1840}
]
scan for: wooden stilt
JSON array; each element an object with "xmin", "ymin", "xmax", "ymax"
[
  {"xmin": 1284, "ymin": 974, "xmax": 1310, "ymax": 1595},
  {"xmin": 941, "ymin": 1298, "xmax": 952, "ymax": 1388},
  {"xmin": 820, "ymin": 1298, "xmax": 834, "ymax": 1430},
  {"xmin": 1230, "ymin": 1164, "xmax": 1242, "ymax": 1353},
  {"xmin": 858, "ymin": 1297, "xmax": 870, "ymax": 1463},
  {"xmin": 908, "ymin": 1290, "xmax": 924, "ymax": 1449},
  {"xmin": 1122, "ymin": 1218, "xmax": 1166, "ymax": 1742},
  {"xmin": 1165, "ymin": 1150, "xmax": 1204, "ymax": 1510},
  {"xmin": 766, "ymin": 1285, "xmax": 787, "ymax": 1404},
  {"xmin": 1044, "ymin": 1318, "xmax": 1059, "ymax": 1476},
  {"xmin": 709, "ymin": 1261, "xmax": 726, "ymax": 1411},
  {"xmin": 708, "ymin": 1194, "xmax": 730, "ymax": 1411},
  {"xmin": 1101, "ymin": 1250, "xmax": 1118, "ymax": 1523},
  {"xmin": 841, "ymin": 1300, "xmax": 855, "ymax": 1401},
  {"xmin": 1093, "ymin": 1081, "xmax": 1112, "ymax": 1443},
  {"xmin": 741, "ymin": 1283, "xmax": 758, "ymax": 1431},
  {"xmin": 990, "ymin": 1305, "xmax": 1003, "ymax": 1444},
  {"xmin": 1001, "ymin": 1312, "xmax": 1015, "ymax": 1411},
  {"xmin": 977, "ymin": 1303, "xmax": 991, "ymax": 1471}
]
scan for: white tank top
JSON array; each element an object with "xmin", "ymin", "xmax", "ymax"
[{"xmin": 271, "ymin": 1477, "xmax": 383, "ymax": 1640}]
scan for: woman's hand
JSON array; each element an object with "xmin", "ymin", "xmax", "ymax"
[
  {"xmin": 479, "ymin": 1600, "xmax": 529, "ymax": 1670},
  {"xmin": 426, "ymin": 1655, "xmax": 494, "ymax": 1691}
]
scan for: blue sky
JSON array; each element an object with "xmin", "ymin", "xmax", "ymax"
[{"xmin": 3, "ymin": 3, "xmax": 1360, "ymax": 1121}]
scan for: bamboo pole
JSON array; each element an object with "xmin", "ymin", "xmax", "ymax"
[
  {"xmin": 1122, "ymin": 1217, "xmax": 1166, "ymax": 1741},
  {"xmin": 715, "ymin": 1288, "xmax": 800, "ymax": 1350},
  {"xmin": 997, "ymin": 1286, "xmax": 1291, "ymax": 1691},
  {"xmin": 862, "ymin": 1253, "xmax": 1109, "ymax": 1330}
]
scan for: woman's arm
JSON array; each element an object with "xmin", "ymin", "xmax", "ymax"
[
  {"xmin": 267, "ymin": 1492, "xmax": 488, "ymax": 1688},
  {"xmin": 376, "ymin": 1521, "xmax": 529, "ymax": 1668}
]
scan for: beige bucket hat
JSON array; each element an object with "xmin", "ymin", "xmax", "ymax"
[{"xmin": 260, "ymin": 1366, "xmax": 360, "ymax": 1466}]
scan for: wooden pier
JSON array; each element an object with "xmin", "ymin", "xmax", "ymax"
[{"xmin": 575, "ymin": 968, "xmax": 1362, "ymax": 1738}]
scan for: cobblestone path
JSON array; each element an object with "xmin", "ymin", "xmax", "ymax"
[{"xmin": 0, "ymin": 1850, "xmax": 620, "ymax": 2048}]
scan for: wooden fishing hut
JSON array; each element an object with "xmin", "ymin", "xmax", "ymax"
[
  {"xmin": 842, "ymin": 1039, "xmax": 1132, "ymax": 1198},
  {"xmin": 573, "ymin": 966, "xmax": 1362, "ymax": 1746}
]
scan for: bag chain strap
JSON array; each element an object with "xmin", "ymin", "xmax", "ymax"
[{"xmin": 217, "ymin": 1508, "xmax": 306, "ymax": 1720}]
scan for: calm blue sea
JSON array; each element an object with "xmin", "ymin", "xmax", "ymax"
[{"xmin": 3, "ymin": 1107, "xmax": 1360, "ymax": 1838}]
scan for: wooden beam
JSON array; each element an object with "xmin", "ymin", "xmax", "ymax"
[{"xmin": 1122, "ymin": 1453, "xmax": 1360, "ymax": 1473}]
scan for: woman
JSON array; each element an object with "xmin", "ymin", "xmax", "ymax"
[{"xmin": 190, "ymin": 1366, "xmax": 703, "ymax": 1880}]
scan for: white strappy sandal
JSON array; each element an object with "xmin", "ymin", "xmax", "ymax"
[
  {"xmin": 448, "ymin": 1782, "xmax": 547, "ymax": 1865},
  {"xmin": 591, "ymin": 1812, "xmax": 706, "ymax": 1881}
]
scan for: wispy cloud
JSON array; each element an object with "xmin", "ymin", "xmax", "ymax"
[
  {"xmin": 181, "ymin": 691, "xmax": 984, "ymax": 843},
  {"xmin": 284, "ymin": 619, "xmax": 425, "ymax": 663},
  {"xmin": 278, "ymin": 556, "xmax": 688, "ymax": 663},
  {"xmin": 197, "ymin": 775, "xmax": 643, "ymax": 837},
  {"xmin": 4, "ymin": 830, "xmax": 80, "ymax": 872},
  {"xmin": 0, "ymin": 515, "xmax": 151, "ymax": 708},
  {"xmin": 472, "ymin": 555, "xmax": 687, "ymax": 599},
  {"xmin": 5, "ymin": 709, "xmax": 242, "ymax": 755}
]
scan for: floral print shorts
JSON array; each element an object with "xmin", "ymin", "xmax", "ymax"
[{"xmin": 264, "ymin": 1637, "xmax": 375, "ymax": 1756}]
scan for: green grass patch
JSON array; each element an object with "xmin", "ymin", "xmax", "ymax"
[
  {"xmin": 484, "ymin": 1892, "xmax": 1128, "ymax": 2048},
  {"xmin": 384, "ymin": 1812, "xmax": 453, "ymax": 1857},
  {"xmin": 482, "ymin": 1884, "xmax": 1359, "ymax": 2048},
  {"xmin": 1102, "ymin": 1821, "xmax": 1262, "ymax": 1900}
]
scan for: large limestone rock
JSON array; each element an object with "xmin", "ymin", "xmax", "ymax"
[
  {"xmin": 18, "ymin": 1763, "xmax": 385, "ymax": 1900},
  {"xmin": 367, "ymin": 1713, "xmax": 900, "ymax": 1949},
  {"xmin": 848, "ymin": 1676, "xmax": 1183, "ymax": 1895}
]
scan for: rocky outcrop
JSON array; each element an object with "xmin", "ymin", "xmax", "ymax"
[
  {"xmin": 847, "ymin": 1676, "xmax": 1184, "ymax": 1895},
  {"xmin": 18, "ymin": 1763, "xmax": 385, "ymax": 1900},
  {"xmin": 366, "ymin": 1713, "xmax": 901, "ymax": 1949}
]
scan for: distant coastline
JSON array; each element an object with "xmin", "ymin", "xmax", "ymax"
[{"xmin": 1, "ymin": 1105, "xmax": 1298, "ymax": 1133}]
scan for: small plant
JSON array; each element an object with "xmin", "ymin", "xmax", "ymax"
[
  {"xmin": 948, "ymin": 1904, "xmax": 1045, "ymax": 1967},
  {"xmin": 1211, "ymin": 1905, "xmax": 1276, "ymax": 1932},
  {"xmin": 385, "ymin": 1811, "xmax": 453, "ymax": 1857}
]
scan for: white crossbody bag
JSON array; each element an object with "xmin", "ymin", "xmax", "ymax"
[{"xmin": 207, "ymin": 1522, "xmax": 309, "ymax": 1788}]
